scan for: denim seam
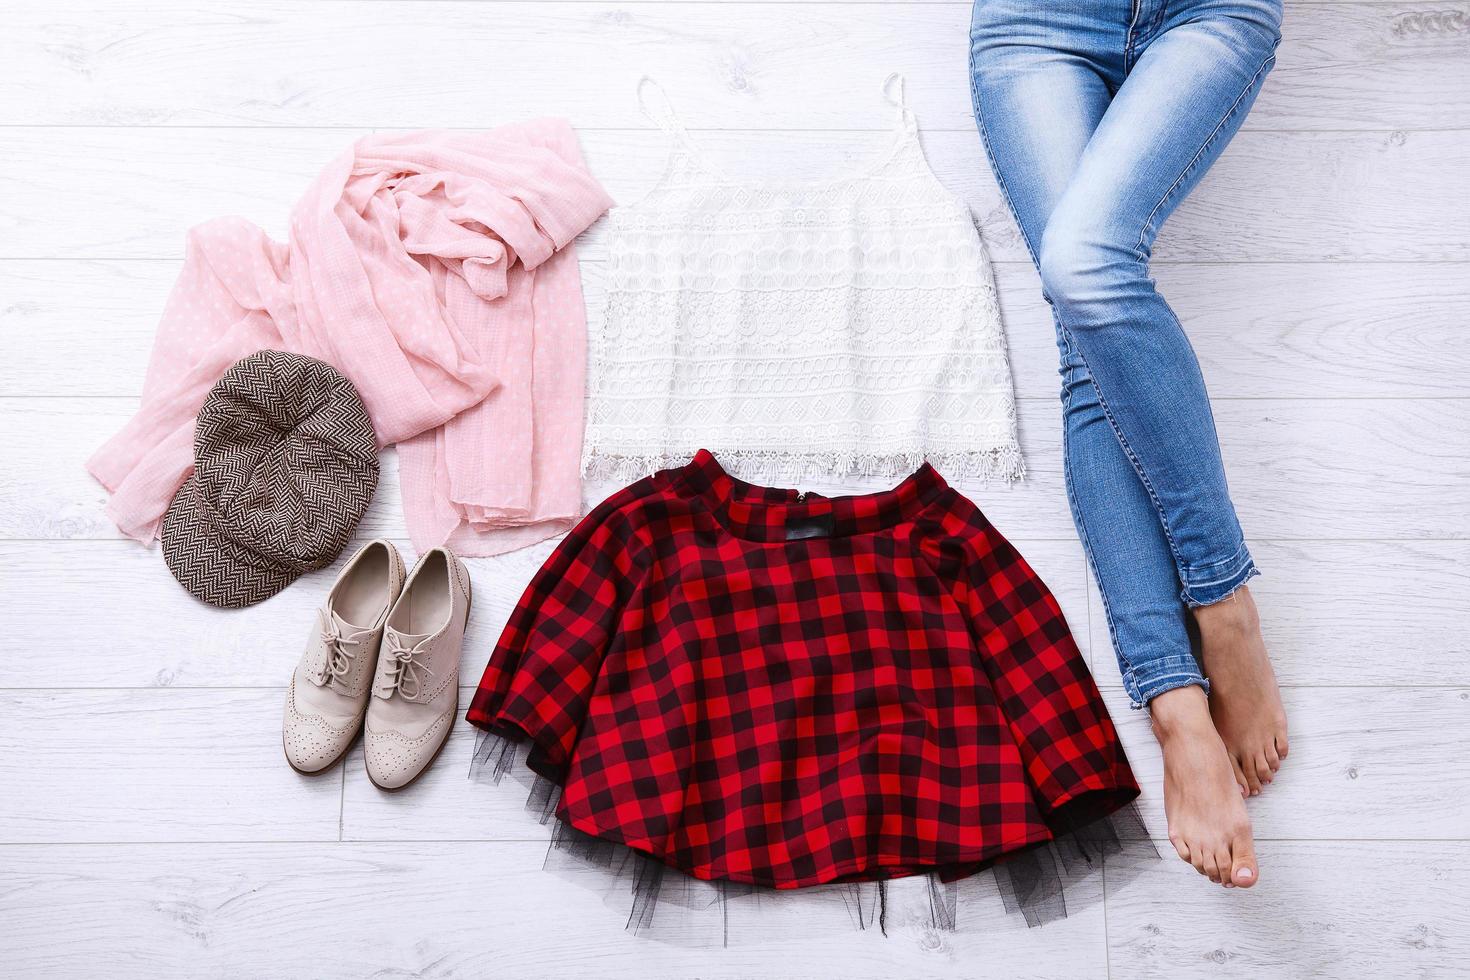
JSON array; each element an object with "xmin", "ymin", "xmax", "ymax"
[
  {"xmin": 1128, "ymin": 654, "xmax": 1209, "ymax": 702},
  {"xmin": 1124, "ymin": 0, "xmax": 1143, "ymax": 72},
  {"xmin": 1136, "ymin": 672, "xmax": 1210, "ymax": 708},
  {"xmin": 1122, "ymin": 665, "xmax": 1207, "ymax": 709},
  {"xmin": 968, "ymin": 33, "xmax": 1043, "ymax": 270},
  {"xmin": 1185, "ymin": 549, "xmax": 1255, "ymax": 588},
  {"xmin": 1182, "ymin": 563, "xmax": 1259, "ymax": 609},
  {"xmin": 1051, "ymin": 51, "xmax": 1278, "ymax": 591},
  {"xmin": 973, "ymin": 42, "xmax": 1146, "ymax": 697},
  {"xmin": 1056, "ymin": 323, "xmax": 1190, "ymax": 576},
  {"xmin": 1183, "ymin": 539, "xmax": 1252, "ymax": 577},
  {"xmin": 1137, "ymin": 671, "xmax": 1205, "ymax": 688},
  {"xmin": 1057, "ymin": 340, "xmax": 1134, "ymax": 689},
  {"xmin": 1133, "ymin": 48, "xmax": 1279, "ymax": 261}
]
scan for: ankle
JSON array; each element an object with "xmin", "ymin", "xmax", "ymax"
[
  {"xmin": 1148, "ymin": 686, "xmax": 1217, "ymax": 742},
  {"xmin": 1193, "ymin": 586, "xmax": 1260, "ymax": 636}
]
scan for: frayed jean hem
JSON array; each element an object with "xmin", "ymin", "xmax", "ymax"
[
  {"xmin": 1123, "ymin": 657, "xmax": 1209, "ymax": 709},
  {"xmin": 1180, "ymin": 547, "xmax": 1259, "ymax": 608}
]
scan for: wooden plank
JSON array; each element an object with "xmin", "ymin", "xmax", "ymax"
[
  {"xmin": 0, "ymin": 396, "xmax": 1075, "ymax": 542},
  {"xmin": 1154, "ymin": 129, "xmax": 1470, "ymax": 264},
  {"xmin": 0, "ymin": 127, "xmax": 1464, "ymax": 263},
  {"xmin": 0, "ymin": 689, "xmax": 340, "ymax": 843},
  {"xmin": 336, "ymin": 539, "xmax": 1088, "ymax": 840},
  {"xmin": 1101, "ymin": 686, "xmax": 1470, "ymax": 840},
  {"xmin": 347, "ymin": 686, "xmax": 1470, "ymax": 844},
  {"xmin": 0, "ymin": 2, "xmax": 1459, "ymax": 130},
  {"xmin": 0, "ymin": 534, "xmax": 1089, "ymax": 689},
  {"xmin": 8, "ymin": 395, "xmax": 1465, "ymax": 542},
  {"xmin": 1214, "ymin": 399, "xmax": 1470, "ymax": 540},
  {"xmin": 1088, "ymin": 540, "xmax": 1470, "ymax": 688},
  {"xmin": 1106, "ymin": 841, "xmax": 1470, "ymax": 979},
  {"xmin": 1001, "ymin": 260, "xmax": 1470, "ymax": 400},
  {"xmin": 0, "ymin": 260, "xmax": 166, "ymax": 397},
  {"xmin": 0, "ymin": 841, "xmax": 1106, "ymax": 979},
  {"xmin": 0, "ymin": 129, "xmax": 361, "ymax": 259},
  {"xmin": 0, "ymin": 537, "xmax": 541, "ymax": 690},
  {"xmin": 7, "ymin": 258, "xmax": 1467, "ymax": 400}
]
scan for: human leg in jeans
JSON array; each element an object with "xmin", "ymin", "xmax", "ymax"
[{"xmin": 970, "ymin": 0, "xmax": 1288, "ymax": 887}]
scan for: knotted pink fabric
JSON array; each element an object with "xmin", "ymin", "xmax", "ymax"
[{"xmin": 88, "ymin": 121, "xmax": 613, "ymax": 556}]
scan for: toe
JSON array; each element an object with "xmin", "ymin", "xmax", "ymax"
[
  {"xmin": 1230, "ymin": 829, "xmax": 1259, "ymax": 888},
  {"xmin": 1188, "ymin": 841, "xmax": 1209, "ymax": 878},
  {"xmin": 1215, "ymin": 846, "xmax": 1235, "ymax": 888},
  {"xmin": 1169, "ymin": 832, "xmax": 1190, "ymax": 864},
  {"xmin": 1239, "ymin": 755, "xmax": 1263, "ymax": 796},
  {"xmin": 1265, "ymin": 741, "xmax": 1282, "ymax": 771},
  {"xmin": 1254, "ymin": 753, "xmax": 1274, "ymax": 787},
  {"xmin": 1229, "ymin": 756, "xmax": 1251, "ymax": 798},
  {"xmin": 1276, "ymin": 732, "xmax": 1290, "ymax": 760},
  {"xmin": 1201, "ymin": 848, "xmax": 1221, "ymax": 883}
]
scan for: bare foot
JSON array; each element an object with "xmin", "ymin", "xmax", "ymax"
[
  {"xmin": 1193, "ymin": 585, "xmax": 1289, "ymax": 796},
  {"xmin": 1151, "ymin": 686, "xmax": 1259, "ymax": 888}
]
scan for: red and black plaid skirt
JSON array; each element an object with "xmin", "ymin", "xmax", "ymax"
[{"xmin": 468, "ymin": 450, "xmax": 1139, "ymax": 904}]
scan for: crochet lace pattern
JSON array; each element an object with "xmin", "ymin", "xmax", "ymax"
[{"xmin": 583, "ymin": 76, "xmax": 1025, "ymax": 485}]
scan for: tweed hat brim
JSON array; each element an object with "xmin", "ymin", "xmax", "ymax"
[
  {"xmin": 158, "ymin": 349, "xmax": 379, "ymax": 610},
  {"xmin": 161, "ymin": 473, "xmax": 302, "ymax": 609}
]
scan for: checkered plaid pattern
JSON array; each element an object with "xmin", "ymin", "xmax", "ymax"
[{"xmin": 468, "ymin": 450, "xmax": 1138, "ymax": 889}]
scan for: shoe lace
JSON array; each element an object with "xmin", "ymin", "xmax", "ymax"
[
  {"xmin": 313, "ymin": 614, "xmax": 365, "ymax": 686},
  {"xmin": 380, "ymin": 633, "xmax": 434, "ymax": 700}
]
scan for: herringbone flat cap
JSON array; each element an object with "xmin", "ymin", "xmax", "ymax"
[{"xmin": 162, "ymin": 350, "xmax": 380, "ymax": 608}]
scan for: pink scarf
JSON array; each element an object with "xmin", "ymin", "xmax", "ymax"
[{"xmin": 87, "ymin": 121, "xmax": 613, "ymax": 556}]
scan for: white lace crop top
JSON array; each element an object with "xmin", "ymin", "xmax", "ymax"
[{"xmin": 582, "ymin": 76, "xmax": 1024, "ymax": 485}]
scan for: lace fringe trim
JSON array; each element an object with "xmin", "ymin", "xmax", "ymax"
[{"xmin": 581, "ymin": 446, "xmax": 1026, "ymax": 487}]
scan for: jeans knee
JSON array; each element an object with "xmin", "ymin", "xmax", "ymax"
[
  {"xmin": 1037, "ymin": 228, "xmax": 1088, "ymax": 308},
  {"xmin": 1037, "ymin": 219, "xmax": 1148, "ymax": 319}
]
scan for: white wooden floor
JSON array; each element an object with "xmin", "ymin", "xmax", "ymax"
[{"xmin": 2, "ymin": 2, "xmax": 1468, "ymax": 977}]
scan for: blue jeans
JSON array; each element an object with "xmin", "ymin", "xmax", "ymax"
[{"xmin": 969, "ymin": 0, "xmax": 1282, "ymax": 707}]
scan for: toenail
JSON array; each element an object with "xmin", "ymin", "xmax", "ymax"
[{"xmin": 1237, "ymin": 868, "xmax": 1254, "ymax": 880}]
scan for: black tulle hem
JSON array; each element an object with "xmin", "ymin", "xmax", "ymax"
[{"xmin": 468, "ymin": 726, "xmax": 1157, "ymax": 941}]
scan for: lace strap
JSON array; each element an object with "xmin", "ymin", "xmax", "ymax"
[
  {"xmin": 637, "ymin": 76, "xmax": 692, "ymax": 139},
  {"xmin": 882, "ymin": 72, "xmax": 919, "ymax": 137},
  {"xmin": 636, "ymin": 77, "xmax": 720, "ymax": 182}
]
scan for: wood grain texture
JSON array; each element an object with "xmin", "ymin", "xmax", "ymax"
[
  {"xmin": 0, "ymin": 689, "xmax": 341, "ymax": 843},
  {"xmin": 2, "ymin": 688, "xmax": 1462, "ymax": 895},
  {"xmin": 1088, "ymin": 540, "xmax": 1470, "ymax": 687},
  {"xmin": 1, "ymin": 127, "xmax": 1464, "ymax": 263},
  {"xmin": 1, "ymin": 0, "xmax": 1466, "ymax": 975},
  {"xmin": 1105, "ymin": 841, "xmax": 1470, "ymax": 979},
  {"xmin": 1001, "ymin": 259, "xmax": 1470, "ymax": 399},
  {"xmin": 349, "ymin": 687, "xmax": 1470, "ymax": 844},
  {"xmin": 6, "ymin": 396, "xmax": 1463, "ymax": 544},
  {"xmin": 1102, "ymin": 686, "xmax": 1470, "ymax": 840},
  {"xmin": 0, "ymin": 535, "xmax": 1089, "ymax": 688},
  {"xmin": 0, "ymin": 537, "xmax": 543, "ymax": 689},
  {"xmin": 1215, "ymin": 399, "xmax": 1470, "ymax": 539},
  {"xmin": 7, "ymin": 258, "xmax": 1467, "ymax": 400},
  {"xmin": 0, "ymin": 2, "xmax": 1462, "ymax": 130},
  {"xmin": 0, "ymin": 841, "xmax": 1107, "ymax": 980},
  {"xmin": 0, "ymin": 397, "xmax": 1077, "ymax": 541}
]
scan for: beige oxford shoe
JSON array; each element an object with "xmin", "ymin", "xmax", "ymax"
[
  {"xmin": 283, "ymin": 540, "xmax": 406, "ymax": 775},
  {"xmin": 363, "ymin": 547, "xmax": 471, "ymax": 791}
]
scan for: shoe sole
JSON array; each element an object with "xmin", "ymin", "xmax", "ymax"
[{"xmin": 367, "ymin": 564, "xmax": 471, "ymax": 794}]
